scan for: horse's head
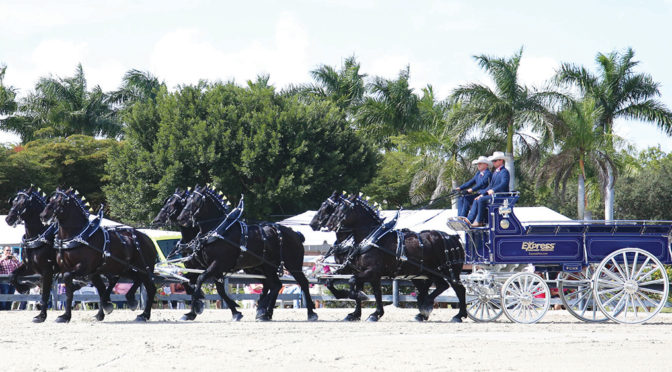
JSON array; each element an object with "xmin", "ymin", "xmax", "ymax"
[
  {"xmin": 326, "ymin": 194, "xmax": 381, "ymax": 231},
  {"xmin": 153, "ymin": 188, "xmax": 189, "ymax": 226},
  {"xmin": 41, "ymin": 187, "xmax": 90, "ymax": 226},
  {"xmin": 176, "ymin": 185, "xmax": 230, "ymax": 227},
  {"xmin": 309, "ymin": 191, "xmax": 343, "ymax": 231},
  {"xmin": 6, "ymin": 186, "xmax": 47, "ymax": 227}
]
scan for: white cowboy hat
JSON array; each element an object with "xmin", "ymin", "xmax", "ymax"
[
  {"xmin": 488, "ymin": 151, "xmax": 506, "ymax": 162},
  {"xmin": 471, "ymin": 156, "xmax": 492, "ymax": 166}
]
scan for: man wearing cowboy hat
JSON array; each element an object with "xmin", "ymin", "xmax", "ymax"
[
  {"xmin": 466, "ymin": 151, "xmax": 510, "ymax": 227},
  {"xmin": 455, "ymin": 156, "xmax": 492, "ymax": 217}
]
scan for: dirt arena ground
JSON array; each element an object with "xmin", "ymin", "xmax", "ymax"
[{"xmin": 3, "ymin": 307, "xmax": 672, "ymax": 371}]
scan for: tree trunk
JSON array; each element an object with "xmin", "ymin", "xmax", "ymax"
[
  {"xmin": 430, "ymin": 166, "xmax": 447, "ymax": 205},
  {"xmin": 450, "ymin": 179, "xmax": 458, "ymax": 209},
  {"xmin": 505, "ymin": 152, "xmax": 515, "ymax": 191},
  {"xmin": 604, "ymin": 163, "xmax": 615, "ymax": 221},
  {"xmin": 577, "ymin": 173, "xmax": 585, "ymax": 220},
  {"xmin": 506, "ymin": 121, "xmax": 516, "ymax": 191}
]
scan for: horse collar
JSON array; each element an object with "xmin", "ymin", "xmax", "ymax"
[{"xmin": 22, "ymin": 223, "xmax": 58, "ymax": 249}]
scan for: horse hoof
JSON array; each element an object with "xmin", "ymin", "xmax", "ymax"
[
  {"xmin": 180, "ymin": 313, "xmax": 196, "ymax": 321},
  {"xmin": 366, "ymin": 315, "xmax": 380, "ymax": 322},
  {"xmin": 126, "ymin": 299, "xmax": 139, "ymax": 311},
  {"xmin": 419, "ymin": 305, "xmax": 433, "ymax": 318},
  {"xmin": 32, "ymin": 315, "xmax": 47, "ymax": 323},
  {"xmin": 194, "ymin": 300, "xmax": 204, "ymax": 315},
  {"xmin": 134, "ymin": 315, "xmax": 148, "ymax": 322},
  {"xmin": 450, "ymin": 317, "xmax": 463, "ymax": 323},
  {"xmin": 256, "ymin": 314, "xmax": 271, "ymax": 322},
  {"xmin": 307, "ymin": 313, "xmax": 319, "ymax": 322},
  {"xmin": 94, "ymin": 313, "xmax": 105, "ymax": 322},
  {"xmin": 55, "ymin": 316, "xmax": 70, "ymax": 323},
  {"xmin": 414, "ymin": 314, "xmax": 427, "ymax": 322},
  {"xmin": 231, "ymin": 313, "xmax": 243, "ymax": 322},
  {"xmin": 103, "ymin": 302, "xmax": 114, "ymax": 315},
  {"xmin": 343, "ymin": 314, "xmax": 360, "ymax": 322}
]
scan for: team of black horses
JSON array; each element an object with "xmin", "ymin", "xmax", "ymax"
[{"xmin": 5, "ymin": 185, "xmax": 467, "ymax": 323}]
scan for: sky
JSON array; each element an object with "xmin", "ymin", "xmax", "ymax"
[{"xmin": 2, "ymin": 0, "xmax": 672, "ymax": 151}]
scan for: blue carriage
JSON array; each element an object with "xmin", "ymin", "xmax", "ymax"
[{"xmin": 447, "ymin": 192, "xmax": 672, "ymax": 324}]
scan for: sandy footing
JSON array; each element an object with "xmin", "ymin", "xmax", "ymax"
[{"xmin": 2, "ymin": 308, "xmax": 672, "ymax": 371}]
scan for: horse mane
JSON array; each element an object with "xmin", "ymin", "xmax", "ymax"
[
  {"xmin": 20, "ymin": 185, "xmax": 48, "ymax": 207},
  {"xmin": 354, "ymin": 195, "xmax": 382, "ymax": 224},
  {"xmin": 63, "ymin": 188, "xmax": 92, "ymax": 217},
  {"xmin": 199, "ymin": 184, "xmax": 232, "ymax": 213}
]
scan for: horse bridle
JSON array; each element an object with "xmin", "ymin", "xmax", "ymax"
[{"xmin": 8, "ymin": 191, "xmax": 46, "ymax": 227}]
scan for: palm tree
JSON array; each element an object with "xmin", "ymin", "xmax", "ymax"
[
  {"xmin": 107, "ymin": 69, "xmax": 162, "ymax": 107},
  {"xmin": 555, "ymin": 47, "xmax": 672, "ymax": 219},
  {"xmin": 0, "ymin": 65, "xmax": 17, "ymax": 116},
  {"xmin": 537, "ymin": 99, "xmax": 616, "ymax": 219},
  {"xmin": 308, "ymin": 55, "xmax": 366, "ymax": 113},
  {"xmin": 14, "ymin": 64, "xmax": 121, "ymax": 142},
  {"xmin": 451, "ymin": 48, "xmax": 557, "ymax": 191},
  {"xmin": 357, "ymin": 66, "xmax": 422, "ymax": 148}
]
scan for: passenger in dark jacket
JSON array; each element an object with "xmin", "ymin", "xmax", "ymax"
[
  {"xmin": 455, "ymin": 156, "xmax": 492, "ymax": 217},
  {"xmin": 467, "ymin": 151, "xmax": 510, "ymax": 226}
]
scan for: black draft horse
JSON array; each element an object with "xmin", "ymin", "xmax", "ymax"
[
  {"xmin": 40, "ymin": 187, "xmax": 157, "ymax": 322},
  {"xmin": 325, "ymin": 194, "xmax": 468, "ymax": 322},
  {"xmin": 152, "ymin": 188, "xmax": 243, "ymax": 321},
  {"xmin": 176, "ymin": 186, "xmax": 318, "ymax": 321},
  {"xmin": 5, "ymin": 186, "xmax": 58, "ymax": 323},
  {"xmin": 309, "ymin": 191, "xmax": 370, "ymax": 321}
]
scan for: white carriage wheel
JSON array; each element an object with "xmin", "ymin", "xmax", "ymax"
[
  {"xmin": 558, "ymin": 265, "xmax": 609, "ymax": 322},
  {"xmin": 501, "ymin": 272, "xmax": 550, "ymax": 324},
  {"xmin": 466, "ymin": 282, "xmax": 503, "ymax": 322},
  {"xmin": 593, "ymin": 248, "xmax": 669, "ymax": 324}
]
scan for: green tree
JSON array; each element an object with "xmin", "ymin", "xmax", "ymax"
[
  {"xmin": 555, "ymin": 47, "xmax": 672, "ymax": 219},
  {"xmin": 0, "ymin": 135, "xmax": 118, "ymax": 212},
  {"xmin": 0, "ymin": 65, "xmax": 17, "ymax": 118},
  {"xmin": 536, "ymin": 99, "xmax": 616, "ymax": 219},
  {"xmin": 615, "ymin": 148, "xmax": 672, "ymax": 220},
  {"xmin": 451, "ymin": 48, "xmax": 556, "ymax": 190},
  {"xmin": 5, "ymin": 64, "xmax": 121, "ymax": 143},
  {"xmin": 307, "ymin": 56, "xmax": 366, "ymax": 114},
  {"xmin": 356, "ymin": 66, "xmax": 421, "ymax": 148},
  {"xmin": 105, "ymin": 81, "xmax": 378, "ymax": 224}
]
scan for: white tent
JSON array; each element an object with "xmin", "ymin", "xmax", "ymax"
[{"xmin": 279, "ymin": 207, "xmax": 571, "ymax": 253}]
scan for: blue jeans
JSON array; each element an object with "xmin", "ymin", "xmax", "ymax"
[{"xmin": 0, "ymin": 283, "xmax": 14, "ymax": 310}]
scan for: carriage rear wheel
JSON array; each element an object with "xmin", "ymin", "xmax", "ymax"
[
  {"xmin": 501, "ymin": 272, "xmax": 550, "ymax": 324},
  {"xmin": 466, "ymin": 281, "xmax": 503, "ymax": 322},
  {"xmin": 558, "ymin": 265, "xmax": 609, "ymax": 322},
  {"xmin": 593, "ymin": 248, "xmax": 669, "ymax": 324}
]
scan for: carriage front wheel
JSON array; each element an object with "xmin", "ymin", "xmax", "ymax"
[
  {"xmin": 466, "ymin": 281, "xmax": 503, "ymax": 322},
  {"xmin": 501, "ymin": 272, "xmax": 550, "ymax": 324},
  {"xmin": 593, "ymin": 248, "xmax": 669, "ymax": 324}
]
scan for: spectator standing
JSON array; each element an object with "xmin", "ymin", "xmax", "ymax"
[{"xmin": 0, "ymin": 246, "xmax": 20, "ymax": 310}]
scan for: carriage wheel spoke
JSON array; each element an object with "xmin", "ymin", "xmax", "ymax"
[
  {"xmin": 629, "ymin": 252, "xmax": 639, "ymax": 280},
  {"xmin": 599, "ymin": 289, "xmax": 625, "ymax": 308},
  {"xmin": 632, "ymin": 257, "xmax": 651, "ymax": 281},
  {"xmin": 610, "ymin": 258, "xmax": 627, "ymax": 281},
  {"xmin": 621, "ymin": 253, "xmax": 631, "ymax": 279}
]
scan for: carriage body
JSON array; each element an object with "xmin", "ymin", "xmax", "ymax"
[{"xmin": 449, "ymin": 193, "xmax": 672, "ymax": 324}]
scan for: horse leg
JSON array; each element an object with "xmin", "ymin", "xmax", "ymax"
[
  {"xmin": 289, "ymin": 269, "xmax": 318, "ymax": 321},
  {"xmin": 419, "ymin": 276, "xmax": 449, "ymax": 321},
  {"xmin": 33, "ymin": 269, "xmax": 54, "ymax": 323},
  {"xmin": 135, "ymin": 272, "xmax": 156, "ymax": 322},
  {"xmin": 257, "ymin": 273, "xmax": 282, "ymax": 321},
  {"xmin": 56, "ymin": 270, "xmax": 78, "ymax": 323},
  {"xmin": 325, "ymin": 278, "xmax": 351, "ymax": 299},
  {"xmin": 412, "ymin": 279, "xmax": 431, "ymax": 322},
  {"xmin": 367, "ymin": 277, "xmax": 384, "ymax": 322},
  {"xmin": 180, "ymin": 262, "xmax": 217, "ymax": 321},
  {"xmin": 90, "ymin": 274, "xmax": 113, "ymax": 321},
  {"xmin": 122, "ymin": 280, "xmax": 142, "ymax": 311},
  {"xmin": 448, "ymin": 265, "xmax": 468, "ymax": 322},
  {"xmin": 9, "ymin": 263, "xmax": 32, "ymax": 294},
  {"xmin": 214, "ymin": 280, "xmax": 243, "ymax": 321},
  {"xmin": 344, "ymin": 276, "xmax": 363, "ymax": 321}
]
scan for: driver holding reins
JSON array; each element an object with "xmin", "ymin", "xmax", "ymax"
[{"xmin": 464, "ymin": 151, "xmax": 510, "ymax": 227}]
